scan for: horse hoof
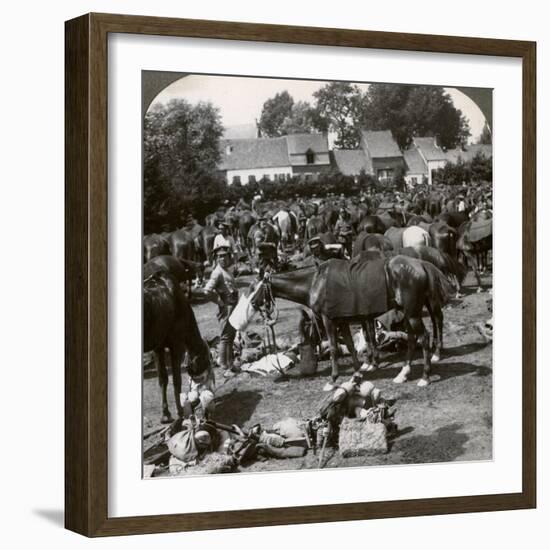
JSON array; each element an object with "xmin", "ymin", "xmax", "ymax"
[
  {"xmin": 323, "ymin": 381, "xmax": 336, "ymax": 392},
  {"xmin": 417, "ymin": 378, "xmax": 430, "ymax": 387},
  {"xmin": 393, "ymin": 375, "xmax": 407, "ymax": 384},
  {"xmin": 160, "ymin": 414, "xmax": 173, "ymax": 424},
  {"xmin": 476, "ymin": 287, "xmax": 483, "ymax": 293},
  {"xmin": 360, "ymin": 363, "xmax": 377, "ymax": 373},
  {"xmin": 431, "ymin": 354, "xmax": 440, "ymax": 363}
]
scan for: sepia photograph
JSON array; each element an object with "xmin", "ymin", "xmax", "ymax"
[{"xmin": 142, "ymin": 73, "xmax": 493, "ymax": 478}]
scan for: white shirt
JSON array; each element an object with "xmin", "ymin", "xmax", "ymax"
[{"xmin": 213, "ymin": 234, "xmax": 236, "ymax": 252}]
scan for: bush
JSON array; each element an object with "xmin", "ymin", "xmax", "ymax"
[{"xmin": 144, "ymin": 171, "xmax": 379, "ymax": 233}]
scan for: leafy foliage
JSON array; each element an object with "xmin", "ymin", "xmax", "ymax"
[
  {"xmin": 143, "ymin": 99, "xmax": 225, "ymax": 232},
  {"xmin": 311, "ymin": 82, "xmax": 366, "ymax": 148},
  {"xmin": 362, "ymin": 84, "xmax": 471, "ymax": 150},
  {"xmin": 258, "ymin": 91, "xmax": 294, "ymax": 137},
  {"xmin": 433, "ymin": 152, "xmax": 492, "ymax": 186},
  {"xmin": 280, "ymin": 100, "xmax": 317, "ymax": 135}
]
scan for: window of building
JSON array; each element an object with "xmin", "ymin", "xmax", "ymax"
[
  {"xmin": 232, "ymin": 175, "xmax": 241, "ymax": 185},
  {"xmin": 263, "ymin": 174, "xmax": 270, "ymax": 182},
  {"xmin": 377, "ymin": 168, "xmax": 394, "ymax": 181},
  {"xmin": 306, "ymin": 149, "xmax": 315, "ymax": 164},
  {"xmin": 248, "ymin": 175, "xmax": 257, "ymax": 184}
]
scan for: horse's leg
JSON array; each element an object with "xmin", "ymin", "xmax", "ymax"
[
  {"xmin": 339, "ymin": 323, "xmax": 360, "ymax": 373},
  {"xmin": 169, "ymin": 343, "xmax": 184, "ymax": 418},
  {"xmin": 464, "ymin": 249, "xmax": 482, "ymax": 291},
  {"xmin": 411, "ymin": 316, "xmax": 432, "ymax": 387},
  {"xmin": 322, "ymin": 315, "xmax": 340, "ymax": 391},
  {"xmin": 426, "ymin": 302, "xmax": 443, "ymax": 363},
  {"xmin": 360, "ymin": 319, "xmax": 379, "ymax": 372},
  {"xmin": 393, "ymin": 318, "xmax": 414, "ymax": 384},
  {"xmin": 156, "ymin": 348, "xmax": 172, "ymax": 423}
]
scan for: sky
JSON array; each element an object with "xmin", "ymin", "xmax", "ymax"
[{"xmin": 150, "ymin": 74, "xmax": 487, "ymax": 144}]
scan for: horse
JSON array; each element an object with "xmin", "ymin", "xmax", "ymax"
[
  {"xmin": 143, "ymin": 233, "xmax": 170, "ymax": 263},
  {"xmin": 352, "ymin": 232, "xmax": 394, "ymax": 256},
  {"xmin": 195, "ymin": 225, "xmax": 217, "ymax": 266},
  {"xmin": 397, "ymin": 245, "xmax": 467, "ymax": 297},
  {"xmin": 251, "ymin": 254, "xmax": 453, "ymax": 390},
  {"xmin": 305, "ymin": 215, "xmax": 328, "ymax": 241},
  {"xmin": 272, "ymin": 209, "xmax": 297, "ymax": 249},
  {"xmin": 457, "ymin": 218, "xmax": 493, "ymax": 291},
  {"xmin": 428, "ymin": 221, "xmax": 458, "ymax": 258},
  {"xmin": 357, "ymin": 215, "xmax": 387, "ymax": 235},
  {"xmin": 143, "ymin": 270, "xmax": 212, "ymax": 423},
  {"xmin": 168, "ymin": 229, "xmax": 204, "ymax": 291},
  {"xmin": 238, "ymin": 210, "xmax": 256, "ymax": 256},
  {"xmin": 385, "ymin": 225, "xmax": 431, "ymax": 250}
]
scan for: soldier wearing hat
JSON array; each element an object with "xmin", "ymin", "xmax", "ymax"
[
  {"xmin": 195, "ymin": 244, "xmax": 240, "ymax": 377},
  {"xmin": 213, "ymin": 220, "xmax": 237, "ymax": 264}
]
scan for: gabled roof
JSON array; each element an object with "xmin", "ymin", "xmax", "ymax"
[
  {"xmin": 332, "ymin": 149, "xmax": 372, "ymax": 176},
  {"xmin": 286, "ymin": 133, "xmax": 329, "ymax": 155},
  {"xmin": 218, "ymin": 137, "xmax": 289, "ymax": 171},
  {"xmin": 403, "ymin": 147, "xmax": 428, "ymax": 175},
  {"xmin": 445, "ymin": 144, "xmax": 492, "ymax": 164},
  {"xmin": 361, "ymin": 130, "xmax": 402, "ymax": 158},
  {"xmin": 413, "ymin": 137, "xmax": 447, "ymax": 161}
]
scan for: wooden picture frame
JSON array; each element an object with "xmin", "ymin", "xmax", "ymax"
[{"xmin": 65, "ymin": 12, "xmax": 536, "ymax": 537}]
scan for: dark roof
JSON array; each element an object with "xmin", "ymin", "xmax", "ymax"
[
  {"xmin": 218, "ymin": 138, "xmax": 289, "ymax": 171},
  {"xmin": 403, "ymin": 147, "xmax": 428, "ymax": 175},
  {"xmin": 361, "ymin": 130, "xmax": 402, "ymax": 158},
  {"xmin": 333, "ymin": 149, "xmax": 372, "ymax": 175},
  {"xmin": 413, "ymin": 137, "xmax": 447, "ymax": 161},
  {"xmin": 445, "ymin": 144, "xmax": 492, "ymax": 164},
  {"xmin": 286, "ymin": 133, "xmax": 328, "ymax": 155},
  {"xmin": 223, "ymin": 123, "xmax": 258, "ymax": 139}
]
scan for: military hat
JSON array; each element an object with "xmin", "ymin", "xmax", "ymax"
[
  {"xmin": 308, "ymin": 236, "xmax": 323, "ymax": 248},
  {"xmin": 213, "ymin": 244, "xmax": 230, "ymax": 256}
]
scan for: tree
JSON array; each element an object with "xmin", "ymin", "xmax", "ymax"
[
  {"xmin": 143, "ymin": 99, "xmax": 225, "ymax": 232},
  {"xmin": 258, "ymin": 91, "xmax": 294, "ymax": 137},
  {"xmin": 362, "ymin": 84, "xmax": 471, "ymax": 150},
  {"xmin": 311, "ymin": 82, "xmax": 366, "ymax": 148},
  {"xmin": 477, "ymin": 122, "xmax": 492, "ymax": 144},
  {"xmin": 280, "ymin": 100, "xmax": 316, "ymax": 135}
]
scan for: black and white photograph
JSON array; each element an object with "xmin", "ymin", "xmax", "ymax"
[{"xmin": 142, "ymin": 73, "xmax": 493, "ymax": 478}]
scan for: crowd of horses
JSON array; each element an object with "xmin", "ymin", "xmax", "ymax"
[{"xmin": 143, "ymin": 183, "xmax": 493, "ymax": 420}]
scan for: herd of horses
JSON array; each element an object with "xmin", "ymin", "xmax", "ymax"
[{"xmin": 143, "ymin": 184, "xmax": 493, "ymax": 420}]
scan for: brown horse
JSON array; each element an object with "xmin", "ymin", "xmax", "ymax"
[
  {"xmin": 143, "ymin": 233, "xmax": 170, "ymax": 263},
  {"xmin": 143, "ymin": 270, "xmax": 211, "ymax": 423},
  {"xmin": 251, "ymin": 254, "xmax": 453, "ymax": 389}
]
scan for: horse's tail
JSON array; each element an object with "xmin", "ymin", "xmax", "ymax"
[
  {"xmin": 441, "ymin": 251, "xmax": 467, "ymax": 284},
  {"xmin": 422, "ymin": 260, "xmax": 455, "ymax": 308}
]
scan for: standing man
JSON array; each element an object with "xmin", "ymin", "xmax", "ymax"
[
  {"xmin": 213, "ymin": 221, "xmax": 237, "ymax": 264},
  {"xmin": 195, "ymin": 245, "xmax": 240, "ymax": 378}
]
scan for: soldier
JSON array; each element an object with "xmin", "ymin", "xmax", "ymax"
[{"xmin": 195, "ymin": 245, "xmax": 241, "ymax": 378}]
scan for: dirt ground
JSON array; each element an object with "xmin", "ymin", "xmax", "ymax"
[{"xmin": 143, "ymin": 270, "xmax": 493, "ymax": 474}]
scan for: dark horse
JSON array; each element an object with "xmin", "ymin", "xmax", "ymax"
[
  {"xmin": 251, "ymin": 254, "xmax": 454, "ymax": 389},
  {"xmin": 143, "ymin": 270, "xmax": 212, "ymax": 423}
]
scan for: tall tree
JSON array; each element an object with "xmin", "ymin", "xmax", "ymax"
[
  {"xmin": 258, "ymin": 91, "xmax": 294, "ymax": 137},
  {"xmin": 280, "ymin": 100, "xmax": 316, "ymax": 135},
  {"xmin": 143, "ymin": 99, "xmax": 224, "ymax": 231},
  {"xmin": 362, "ymin": 84, "xmax": 471, "ymax": 150},
  {"xmin": 311, "ymin": 82, "xmax": 366, "ymax": 148}
]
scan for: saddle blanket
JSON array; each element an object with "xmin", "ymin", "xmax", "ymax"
[
  {"xmin": 316, "ymin": 255, "xmax": 389, "ymax": 319},
  {"xmin": 469, "ymin": 219, "xmax": 493, "ymax": 242}
]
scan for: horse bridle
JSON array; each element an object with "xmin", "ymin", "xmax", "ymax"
[{"xmin": 253, "ymin": 274, "xmax": 279, "ymax": 324}]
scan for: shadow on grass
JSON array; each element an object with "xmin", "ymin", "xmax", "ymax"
[
  {"xmin": 392, "ymin": 422, "xmax": 469, "ymax": 463},
  {"xmin": 213, "ymin": 389, "xmax": 263, "ymax": 426},
  {"xmin": 361, "ymin": 360, "xmax": 491, "ymax": 384}
]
